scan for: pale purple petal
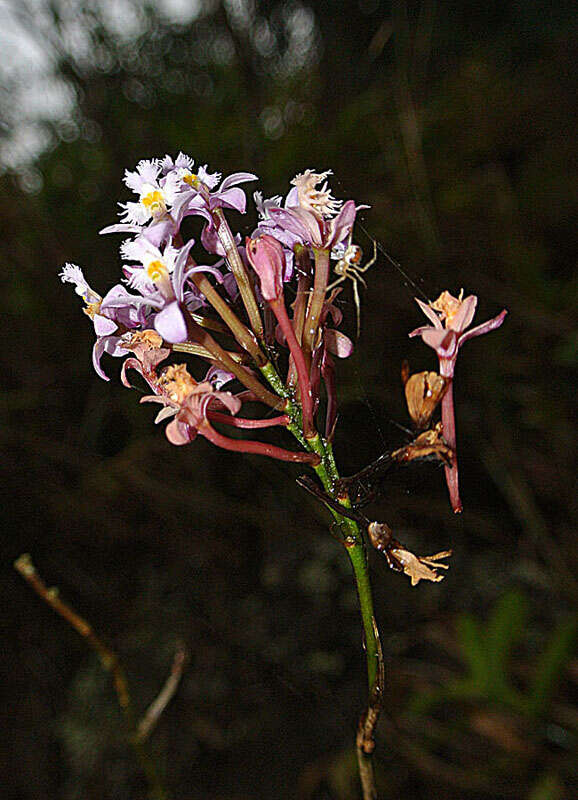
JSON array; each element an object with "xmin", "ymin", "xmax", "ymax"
[
  {"xmin": 221, "ymin": 272, "xmax": 239, "ymax": 301},
  {"xmin": 174, "ymin": 192, "xmax": 212, "ymax": 226},
  {"xmin": 99, "ymin": 218, "xmax": 174, "ymax": 248},
  {"xmin": 172, "ymin": 238, "xmax": 197, "ymax": 298},
  {"xmin": 268, "ymin": 206, "xmax": 320, "ymax": 246},
  {"xmin": 326, "ymin": 200, "xmax": 357, "ymax": 249},
  {"xmin": 124, "ymin": 159, "xmax": 160, "ymax": 192},
  {"xmin": 210, "ymin": 186, "xmax": 247, "ymax": 214},
  {"xmin": 200, "ymin": 222, "xmax": 225, "ymax": 255},
  {"xmin": 450, "ymin": 295, "xmax": 477, "ymax": 332},
  {"xmin": 92, "ymin": 335, "xmax": 124, "ymax": 380},
  {"xmin": 183, "ymin": 264, "xmax": 224, "ymax": 286},
  {"xmin": 93, "ymin": 314, "xmax": 118, "ymax": 336},
  {"xmin": 101, "ymin": 284, "xmax": 149, "ymax": 310},
  {"xmin": 416, "ymin": 298, "xmax": 443, "ymax": 328},
  {"xmin": 100, "ymin": 223, "xmax": 144, "ymax": 236},
  {"xmin": 196, "ymin": 166, "xmax": 221, "ymax": 188},
  {"xmin": 458, "ymin": 309, "xmax": 508, "ymax": 347},
  {"xmin": 120, "ymin": 236, "xmax": 160, "ymax": 263},
  {"xmin": 119, "ymin": 200, "xmax": 149, "ymax": 225},
  {"xmin": 100, "ymin": 285, "xmax": 148, "ymax": 328},
  {"xmin": 184, "ymin": 290, "xmax": 206, "ymax": 311},
  {"xmin": 143, "ymin": 218, "xmax": 176, "ymax": 248},
  {"xmin": 154, "ymin": 301, "xmax": 188, "ymax": 343},
  {"xmin": 285, "ymin": 186, "xmax": 299, "ymax": 207},
  {"xmin": 219, "ymin": 172, "xmax": 258, "ymax": 191},
  {"xmin": 160, "ymin": 152, "xmax": 194, "ymax": 174},
  {"xmin": 254, "ymin": 218, "xmax": 303, "ymax": 251}
]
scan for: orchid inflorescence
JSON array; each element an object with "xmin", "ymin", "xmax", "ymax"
[
  {"xmin": 61, "ymin": 153, "xmax": 506, "ymax": 579},
  {"xmin": 61, "ymin": 158, "xmax": 362, "ymax": 467},
  {"xmin": 60, "ymin": 153, "xmax": 508, "ymax": 798}
]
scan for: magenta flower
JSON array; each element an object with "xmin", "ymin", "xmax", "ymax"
[
  {"xmin": 409, "ymin": 290, "xmax": 507, "ymax": 513},
  {"xmin": 140, "ymin": 368, "xmax": 242, "ymax": 447},
  {"xmin": 60, "ymin": 264, "xmax": 150, "ymax": 379},
  {"xmin": 126, "ymin": 360, "xmax": 317, "ymax": 464},
  {"xmin": 173, "ymin": 168, "xmax": 257, "ymax": 219},
  {"xmin": 120, "ymin": 237, "xmax": 223, "ymax": 344},
  {"xmin": 409, "ymin": 291, "xmax": 507, "ymax": 378},
  {"xmin": 262, "ymin": 170, "xmax": 358, "ymax": 251},
  {"xmin": 245, "ymin": 234, "xmax": 285, "ymax": 301}
]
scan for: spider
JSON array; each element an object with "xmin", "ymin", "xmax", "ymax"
[{"xmin": 326, "ymin": 238, "xmax": 378, "ymax": 337}]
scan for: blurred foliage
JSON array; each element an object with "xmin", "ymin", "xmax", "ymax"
[
  {"xmin": 1, "ymin": 1, "xmax": 577, "ymax": 798},
  {"xmin": 410, "ymin": 591, "xmax": 577, "ymax": 717}
]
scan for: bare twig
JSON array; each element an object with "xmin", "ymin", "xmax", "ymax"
[
  {"xmin": 356, "ymin": 617, "xmax": 385, "ymax": 799},
  {"xmin": 14, "ymin": 554, "xmax": 169, "ymax": 800},
  {"xmin": 136, "ymin": 642, "xmax": 188, "ymax": 743}
]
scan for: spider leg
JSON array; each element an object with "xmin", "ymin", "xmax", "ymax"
[
  {"xmin": 353, "ymin": 277, "xmax": 362, "ymax": 338},
  {"xmin": 356, "ymin": 240, "xmax": 378, "ymax": 273},
  {"xmin": 326, "ymin": 274, "xmax": 346, "ymax": 292}
]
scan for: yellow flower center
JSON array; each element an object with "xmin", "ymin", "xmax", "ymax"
[
  {"xmin": 183, "ymin": 173, "xmax": 199, "ymax": 187},
  {"xmin": 147, "ymin": 260, "xmax": 168, "ymax": 284},
  {"xmin": 141, "ymin": 190, "xmax": 166, "ymax": 217},
  {"xmin": 431, "ymin": 289, "xmax": 464, "ymax": 326}
]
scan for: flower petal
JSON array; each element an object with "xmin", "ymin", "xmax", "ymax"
[
  {"xmin": 219, "ymin": 172, "xmax": 258, "ymax": 191},
  {"xmin": 422, "ymin": 328, "xmax": 459, "ymax": 358},
  {"xmin": 326, "ymin": 200, "xmax": 357, "ymax": 249},
  {"xmin": 165, "ymin": 418, "xmax": 196, "ymax": 445},
  {"xmin": 154, "ymin": 301, "xmax": 188, "ymax": 343},
  {"xmin": 450, "ymin": 294, "xmax": 477, "ymax": 332},
  {"xmin": 415, "ymin": 298, "xmax": 443, "ymax": 328},
  {"xmin": 409, "ymin": 324, "xmax": 435, "ymax": 338},
  {"xmin": 458, "ymin": 309, "xmax": 508, "ymax": 347},
  {"xmin": 92, "ymin": 335, "xmax": 123, "ymax": 380},
  {"xmin": 325, "ymin": 329, "xmax": 354, "ymax": 358},
  {"xmin": 206, "ymin": 390, "xmax": 242, "ymax": 417},
  {"xmin": 210, "ymin": 186, "xmax": 248, "ymax": 214},
  {"xmin": 93, "ymin": 314, "xmax": 118, "ymax": 336}
]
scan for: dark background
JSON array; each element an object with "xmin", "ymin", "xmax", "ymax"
[{"xmin": 1, "ymin": 1, "xmax": 576, "ymax": 798}]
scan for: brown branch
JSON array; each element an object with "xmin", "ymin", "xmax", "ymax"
[
  {"xmin": 14, "ymin": 554, "xmax": 169, "ymax": 800},
  {"xmin": 356, "ymin": 617, "xmax": 385, "ymax": 799},
  {"xmin": 136, "ymin": 642, "xmax": 188, "ymax": 743}
]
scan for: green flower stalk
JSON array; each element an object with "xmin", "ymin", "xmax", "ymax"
[{"xmin": 59, "ymin": 154, "xmax": 506, "ymax": 800}]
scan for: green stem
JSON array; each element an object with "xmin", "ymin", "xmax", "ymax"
[
  {"xmin": 261, "ymin": 362, "xmax": 381, "ymax": 716},
  {"xmin": 294, "ymin": 434, "xmax": 381, "ymax": 694},
  {"xmin": 345, "ymin": 539, "xmax": 379, "ymax": 689}
]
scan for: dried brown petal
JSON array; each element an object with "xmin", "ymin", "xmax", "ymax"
[
  {"xmin": 391, "ymin": 422, "xmax": 453, "ymax": 465},
  {"xmin": 390, "ymin": 548, "xmax": 452, "ymax": 587},
  {"xmin": 405, "ymin": 371, "xmax": 449, "ymax": 428}
]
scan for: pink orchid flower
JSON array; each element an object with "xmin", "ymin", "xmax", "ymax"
[
  {"xmin": 409, "ymin": 290, "xmax": 507, "ymax": 513},
  {"xmin": 409, "ymin": 291, "xmax": 507, "ymax": 378}
]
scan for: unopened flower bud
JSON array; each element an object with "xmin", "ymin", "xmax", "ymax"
[{"xmin": 245, "ymin": 234, "xmax": 285, "ymax": 301}]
